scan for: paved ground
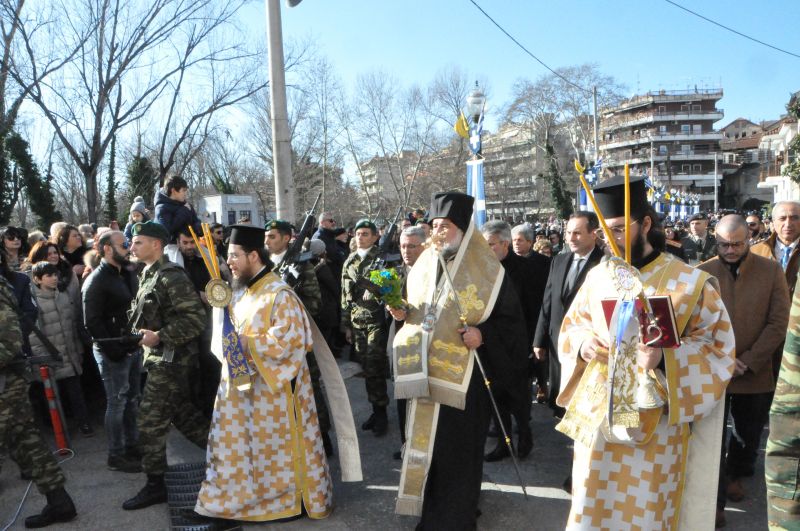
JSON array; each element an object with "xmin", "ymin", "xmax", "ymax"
[{"xmin": 1, "ymin": 361, "xmax": 769, "ymax": 530}]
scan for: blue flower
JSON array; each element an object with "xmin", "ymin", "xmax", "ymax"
[
  {"xmin": 380, "ymin": 270, "xmax": 392, "ymax": 280},
  {"xmin": 381, "ymin": 286, "xmax": 391, "ymax": 294}
]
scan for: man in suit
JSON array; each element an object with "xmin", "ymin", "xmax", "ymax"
[
  {"xmin": 752, "ymin": 200, "xmax": 800, "ymax": 297},
  {"xmin": 533, "ymin": 211, "xmax": 604, "ymax": 419},
  {"xmin": 481, "ymin": 220, "xmax": 549, "ymax": 461},
  {"xmin": 698, "ymin": 215, "xmax": 790, "ymax": 526}
]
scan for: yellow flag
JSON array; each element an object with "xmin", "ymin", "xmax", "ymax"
[{"xmin": 454, "ymin": 111, "xmax": 469, "ymax": 139}]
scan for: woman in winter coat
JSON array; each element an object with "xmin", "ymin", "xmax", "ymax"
[{"xmin": 29, "ymin": 261, "xmax": 93, "ymax": 436}]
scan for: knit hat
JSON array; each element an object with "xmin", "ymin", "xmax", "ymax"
[
  {"xmin": 308, "ymin": 239, "xmax": 326, "ymax": 257},
  {"xmin": 130, "ymin": 196, "xmax": 147, "ymax": 217}
]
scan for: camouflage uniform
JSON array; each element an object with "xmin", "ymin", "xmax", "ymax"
[
  {"xmin": 273, "ymin": 260, "xmax": 330, "ymax": 433},
  {"xmin": 766, "ymin": 277, "xmax": 800, "ymax": 530},
  {"xmin": 0, "ymin": 277, "xmax": 66, "ymax": 495},
  {"xmin": 131, "ymin": 256, "xmax": 210, "ymax": 475},
  {"xmin": 341, "ymin": 246, "xmax": 388, "ymax": 408}
]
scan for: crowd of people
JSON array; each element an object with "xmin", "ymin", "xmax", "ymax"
[{"xmin": 1, "ymin": 173, "xmax": 800, "ymax": 530}]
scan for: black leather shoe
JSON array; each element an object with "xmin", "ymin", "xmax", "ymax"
[
  {"xmin": 372, "ymin": 408, "xmax": 388, "ymax": 437},
  {"xmin": 517, "ymin": 429, "xmax": 533, "ymax": 458},
  {"xmin": 179, "ymin": 509, "xmax": 239, "ymax": 530},
  {"xmin": 122, "ymin": 475, "xmax": 167, "ymax": 510},
  {"xmin": 484, "ymin": 443, "xmax": 511, "ymax": 462},
  {"xmin": 108, "ymin": 455, "xmax": 142, "ymax": 473},
  {"xmin": 361, "ymin": 413, "xmax": 376, "ymax": 431},
  {"xmin": 24, "ymin": 487, "xmax": 76, "ymax": 528}
]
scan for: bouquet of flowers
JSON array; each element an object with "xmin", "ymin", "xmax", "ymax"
[{"xmin": 367, "ymin": 267, "xmax": 406, "ymax": 309}]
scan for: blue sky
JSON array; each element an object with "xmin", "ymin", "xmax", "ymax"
[{"xmin": 243, "ymin": 0, "xmax": 799, "ymax": 128}]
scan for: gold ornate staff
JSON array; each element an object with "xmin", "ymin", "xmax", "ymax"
[{"xmin": 188, "ymin": 224, "xmax": 231, "ymax": 308}]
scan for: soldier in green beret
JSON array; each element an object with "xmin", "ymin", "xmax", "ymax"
[
  {"xmin": 264, "ymin": 220, "xmax": 332, "ymax": 455},
  {"xmin": 341, "ymin": 218, "xmax": 389, "ymax": 436},
  {"xmin": 121, "ymin": 221, "xmax": 210, "ymax": 510}
]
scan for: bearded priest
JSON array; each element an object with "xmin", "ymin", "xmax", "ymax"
[
  {"xmin": 392, "ymin": 192, "xmax": 528, "ymax": 530},
  {"xmin": 557, "ymin": 176, "xmax": 735, "ymax": 530},
  {"xmin": 190, "ymin": 224, "xmax": 333, "ymax": 525}
]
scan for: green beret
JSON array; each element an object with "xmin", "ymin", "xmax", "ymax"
[
  {"xmin": 264, "ymin": 219, "xmax": 294, "ymax": 235},
  {"xmin": 354, "ymin": 219, "xmax": 377, "ymax": 232},
  {"xmin": 131, "ymin": 221, "xmax": 170, "ymax": 243}
]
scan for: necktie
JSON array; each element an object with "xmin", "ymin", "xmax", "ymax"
[
  {"xmin": 781, "ymin": 246, "xmax": 792, "ymax": 271},
  {"xmin": 564, "ymin": 257, "xmax": 584, "ymax": 295}
]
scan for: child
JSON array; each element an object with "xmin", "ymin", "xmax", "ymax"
[
  {"xmin": 29, "ymin": 261, "xmax": 93, "ymax": 436},
  {"xmin": 124, "ymin": 196, "xmax": 150, "ymax": 243}
]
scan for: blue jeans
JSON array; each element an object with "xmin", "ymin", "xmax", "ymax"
[{"xmin": 94, "ymin": 348, "xmax": 142, "ymax": 457}]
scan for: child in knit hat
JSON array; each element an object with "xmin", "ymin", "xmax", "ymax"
[{"xmin": 123, "ymin": 196, "xmax": 150, "ymax": 243}]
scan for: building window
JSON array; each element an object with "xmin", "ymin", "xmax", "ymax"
[
  {"xmin": 228, "ymin": 210, "xmax": 237, "ymax": 225},
  {"xmin": 693, "ymin": 124, "xmax": 702, "ymax": 134},
  {"xmin": 692, "ymin": 104, "xmax": 701, "ymax": 111},
  {"xmin": 693, "ymin": 164, "xmax": 702, "ymax": 173},
  {"xmin": 681, "ymin": 144, "xmax": 691, "ymax": 154},
  {"xmin": 681, "ymin": 124, "xmax": 691, "ymax": 133},
  {"xmin": 659, "ymin": 145, "xmax": 668, "ymax": 155},
  {"xmin": 658, "ymin": 105, "xmax": 666, "ymax": 113},
  {"xmin": 239, "ymin": 210, "xmax": 252, "ymax": 222},
  {"xmin": 681, "ymin": 164, "xmax": 691, "ymax": 173},
  {"xmin": 659, "ymin": 125, "xmax": 667, "ymax": 134},
  {"xmin": 681, "ymin": 104, "xmax": 690, "ymax": 112}
]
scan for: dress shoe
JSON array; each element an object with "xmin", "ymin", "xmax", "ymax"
[
  {"xmin": 108, "ymin": 454, "xmax": 142, "ymax": 473},
  {"xmin": 517, "ymin": 429, "xmax": 533, "ymax": 458},
  {"xmin": 484, "ymin": 443, "xmax": 511, "ymax": 462},
  {"xmin": 726, "ymin": 478, "xmax": 745, "ymax": 502},
  {"xmin": 125, "ymin": 446, "xmax": 143, "ymax": 460},
  {"xmin": 122, "ymin": 475, "xmax": 167, "ymax": 510},
  {"xmin": 715, "ymin": 508, "xmax": 726, "ymax": 528},
  {"xmin": 562, "ymin": 474, "xmax": 572, "ymax": 494},
  {"xmin": 372, "ymin": 407, "xmax": 388, "ymax": 437},
  {"xmin": 179, "ymin": 509, "xmax": 239, "ymax": 530},
  {"xmin": 24, "ymin": 487, "xmax": 76, "ymax": 528}
]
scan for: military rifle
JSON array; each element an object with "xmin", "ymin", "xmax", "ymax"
[
  {"xmin": 277, "ymin": 192, "xmax": 322, "ymax": 287},
  {"xmin": 355, "ymin": 206, "xmax": 404, "ymax": 301}
]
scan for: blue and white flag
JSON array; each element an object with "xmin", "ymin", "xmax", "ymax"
[
  {"xmin": 586, "ymin": 157, "xmax": 603, "ymax": 185},
  {"xmin": 469, "ymin": 112, "xmax": 483, "ymax": 155},
  {"xmin": 578, "ymin": 186, "xmax": 589, "ymax": 212},
  {"xmin": 466, "ymin": 159, "xmax": 486, "ymax": 227}
]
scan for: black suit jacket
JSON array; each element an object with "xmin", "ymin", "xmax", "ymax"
[
  {"xmin": 533, "ymin": 245, "xmax": 604, "ymax": 354},
  {"xmin": 500, "ymin": 247, "xmax": 550, "ymax": 348}
]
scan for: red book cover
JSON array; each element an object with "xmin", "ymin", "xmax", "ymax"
[{"xmin": 600, "ymin": 296, "xmax": 681, "ymax": 348}]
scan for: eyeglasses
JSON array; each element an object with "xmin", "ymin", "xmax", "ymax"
[
  {"xmin": 606, "ymin": 221, "xmax": 639, "ymax": 237},
  {"xmin": 323, "ymin": 219, "xmax": 336, "ymax": 224},
  {"xmin": 717, "ymin": 240, "xmax": 746, "ymax": 250},
  {"xmin": 4, "ymin": 234, "xmax": 19, "ymax": 241}
]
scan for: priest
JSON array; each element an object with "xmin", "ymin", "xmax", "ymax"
[
  {"xmin": 557, "ymin": 176, "xmax": 736, "ymax": 530},
  {"xmin": 392, "ymin": 192, "xmax": 528, "ymax": 530},
  {"xmin": 192, "ymin": 224, "xmax": 333, "ymax": 523}
]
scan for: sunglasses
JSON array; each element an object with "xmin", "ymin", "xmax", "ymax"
[{"xmin": 4, "ymin": 233, "xmax": 20, "ymax": 241}]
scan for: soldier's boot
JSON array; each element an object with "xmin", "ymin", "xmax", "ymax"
[
  {"xmin": 24, "ymin": 487, "xmax": 76, "ymax": 528},
  {"xmin": 122, "ymin": 474, "xmax": 167, "ymax": 510},
  {"xmin": 361, "ymin": 414, "xmax": 376, "ymax": 431},
  {"xmin": 372, "ymin": 406, "xmax": 388, "ymax": 437}
]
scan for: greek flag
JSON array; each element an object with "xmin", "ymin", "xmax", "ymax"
[
  {"xmin": 586, "ymin": 157, "xmax": 603, "ymax": 185},
  {"xmin": 469, "ymin": 112, "xmax": 483, "ymax": 155},
  {"xmin": 466, "ymin": 159, "xmax": 486, "ymax": 227}
]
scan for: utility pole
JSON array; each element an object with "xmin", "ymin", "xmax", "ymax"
[
  {"xmin": 266, "ymin": 0, "xmax": 295, "ymax": 221},
  {"xmin": 592, "ymin": 86, "xmax": 599, "ymax": 162},
  {"xmin": 713, "ymin": 151, "xmax": 719, "ymax": 213}
]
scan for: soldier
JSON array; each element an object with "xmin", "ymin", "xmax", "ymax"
[
  {"xmin": 122, "ymin": 221, "xmax": 210, "ymax": 510},
  {"xmin": 766, "ymin": 277, "xmax": 800, "ymax": 530},
  {"xmin": 0, "ymin": 275, "xmax": 77, "ymax": 528},
  {"xmin": 265, "ymin": 219, "xmax": 332, "ymax": 455},
  {"xmin": 341, "ymin": 219, "xmax": 389, "ymax": 436}
]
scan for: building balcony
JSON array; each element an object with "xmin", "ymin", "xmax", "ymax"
[
  {"xmin": 650, "ymin": 172, "xmax": 721, "ymax": 187},
  {"xmin": 605, "ymin": 151, "xmax": 718, "ymax": 167},
  {"xmin": 604, "ymin": 110, "xmax": 724, "ymax": 131},
  {"xmin": 601, "ymin": 131, "xmax": 723, "ymax": 150},
  {"xmin": 610, "ymin": 88, "xmax": 724, "ymax": 112}
]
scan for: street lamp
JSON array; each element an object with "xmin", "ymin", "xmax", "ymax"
[{"xmin": 466, "ymin": 82, "xmax": 485, "ymax": 124}]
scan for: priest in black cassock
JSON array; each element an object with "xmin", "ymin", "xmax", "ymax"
[{"xmin": 391, "ymin": 192, "xmax": 528, "ymax": 530}]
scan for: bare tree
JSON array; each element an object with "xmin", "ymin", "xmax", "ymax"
[{"xmin": 12, "ymin": 0, "xmax": 252, "ymax": 222}]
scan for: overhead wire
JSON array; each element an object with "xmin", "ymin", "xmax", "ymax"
[
  {"xmin": 664, "ymin": 0, "xmax": 800, "ymax": 60},
  {"xmin": 466, "ymin": 0, "xmax": 592, "ymax": 95}
]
